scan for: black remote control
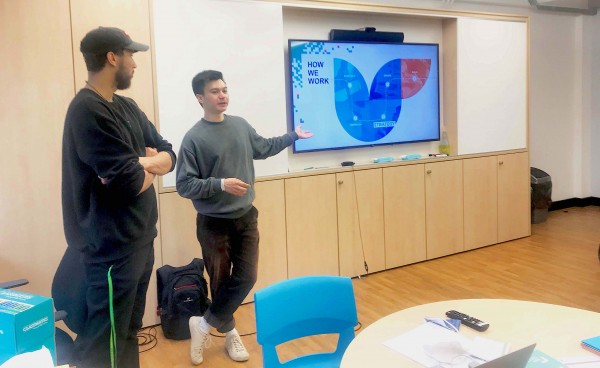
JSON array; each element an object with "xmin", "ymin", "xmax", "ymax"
[{"xmin": 445, "ymin": 310, "xmax": 490, "ymax": 332}]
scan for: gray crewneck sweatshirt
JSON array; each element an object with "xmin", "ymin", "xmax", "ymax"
[{"xmin": 176, "ymin": 114, "xmax": 298, "ymax": 218}]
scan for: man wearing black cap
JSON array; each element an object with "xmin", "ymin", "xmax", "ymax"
[{"xmin": 61, "ymin": 27, "xmax": 176, "ymax": 368}]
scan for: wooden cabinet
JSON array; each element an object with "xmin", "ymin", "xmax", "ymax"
[
  {"xmin": 463, "ymin": 153, "xmax": 530, "ymax": 249},
  {"xmin": 285, "ymin": 174, "xmax": 339, "ymax": 278},
  {"xmin": 337, "ymin": 169, "xmax": 385, "ymax": 277},
  {"xmin": 383, "ymin": 165, "xmax": 427, "ymax": 268},
  {"xmin": 159, "ymin": 151, "xmax": 529, "ymax": 308},
  {"xmin": 281, "ymin": 152, "xmax": 527, "ymax": 278},
  {"xmin": 250, "ymin": 180, "xmax": 288, "ymax": 300},
  {"xmin": 463, "ymin": 156, "xmax": 498, "ymax": 250},
  {"xmin": 498, "ymin": 152, "xmax": 531, "ymax": 242},
  {"xmin": 425, "ymin": 160, "xmax": 464, "ymax": 259}
]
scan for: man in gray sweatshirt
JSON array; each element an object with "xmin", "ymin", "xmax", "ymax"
[{"xmin": 176, "ymin": 70, "xmax": 312, "ymax": 365}]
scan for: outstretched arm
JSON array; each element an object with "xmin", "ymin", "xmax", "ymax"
[{"xmin": 250, "ymin": 123, "xmax": 314, "ymax": 160}]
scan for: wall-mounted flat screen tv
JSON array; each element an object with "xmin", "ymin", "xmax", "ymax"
[{"xmin": 289, "ymin": 39, "xmax": 440, "ymax": 153}]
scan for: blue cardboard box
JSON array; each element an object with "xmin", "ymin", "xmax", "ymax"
[{"xmin": 0, "ymin": 288, "xmax": 56, "ymax": 365}]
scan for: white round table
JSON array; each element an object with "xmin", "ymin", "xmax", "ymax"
[{"xmin": 341, "ymin": 299, "xmax": 600, "ymax": 368}]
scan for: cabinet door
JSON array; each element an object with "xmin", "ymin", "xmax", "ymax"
[
  {"xmin": 337, "ymin": 169, "xmax": 385, "ymax": 277},
  {"xmin": 463, "ymin": 156, "xmax": 498, "ymax": 250},
  {"xmin": 383, "ymin": 165, "xmax": 426, "ymax": 268},
  {"xmin": 285, "ymin": 174, "xmax": 339, "ymax": 277},
  {"xmin": 425, "ymin": 160, "xmax": 464, "ymax": 259},
  {"xmin": 247, "ymin": 180, "xmax": 288, "ymax": 301},
  {"xmin": 498, "ymin": 152, "xmax": 531, "ymax": 242}
]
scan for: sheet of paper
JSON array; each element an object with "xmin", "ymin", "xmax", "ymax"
[
  {"xmin": 559, "ymin": 356, "xmax": 600, "ymax": 367},
  {"xmin": 383, "ymin": 322, "xmax": 511, "ymax": 367},
  {"xmin": 0, "ymin": 347, "xmax": 54, "ymax": 368},
  {"xmin": 383, "ymin": 322, "xmax": 474, "ymax": 367},
  {"xmin": 470, "ymin": 336, "xmax": 510, "ymax": 361}
]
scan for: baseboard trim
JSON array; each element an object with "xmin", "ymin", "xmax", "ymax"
[{"xmin": 549, "ymin": 197, "xmax": 600, "ymax": 211}]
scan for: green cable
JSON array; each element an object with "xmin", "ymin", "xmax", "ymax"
[{"xmin": 108, "ymin": 265, "xmax": 117, "ymax": 368}]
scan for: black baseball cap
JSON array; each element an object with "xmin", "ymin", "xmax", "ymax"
[{"xmin": 80, "ymin": 26, "xmax": 149, "ymax": 54}]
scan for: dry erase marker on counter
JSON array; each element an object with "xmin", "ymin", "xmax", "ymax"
[
  {"xmin": 400, "ymin": 154, "xmax": 421, "ymax": 160},
  {"xmin": 373, "ymin": 157, "xmax": 394, "ymax": 163}
]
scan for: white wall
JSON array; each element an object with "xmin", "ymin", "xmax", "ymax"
[
  {"xmin": 584, "ymin": 15, "xmax": 600, "ymax": 197},
  {"xmin": 528, "ymin": 13, "xmax": 580, "ymax": 200},
  {"xmin": 369, "ymin": 0, "xmax": 599, "ymax": 201}
]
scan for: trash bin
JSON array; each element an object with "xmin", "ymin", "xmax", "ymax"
[{"xmin": 530, "ymin": 167, "xmax": 552, "ymax": 224}]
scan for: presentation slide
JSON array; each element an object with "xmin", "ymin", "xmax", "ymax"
[{"xmin": 289, "ymin": 40, "xmax": 440, "ymax": 152}]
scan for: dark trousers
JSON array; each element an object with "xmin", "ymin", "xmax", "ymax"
[
  {"xmin": 74, "ymin": 243, "xmax": 154, "ymax": 368},
  {"xmin": 196, "ymin": 207, "xmax": 259, "ymax": 333}
]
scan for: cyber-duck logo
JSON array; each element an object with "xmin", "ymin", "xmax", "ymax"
[{"xmin": 334, "ymin": 58, "xmax": 431, "ymax": 142}]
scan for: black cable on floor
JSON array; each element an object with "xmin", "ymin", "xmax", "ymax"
[
  {"xmin": 138, "ymin": 326, "xmax": 158, "ymax": 353},
  {"xmin": 354, "ymin": 321, "xmax": 363, "ymax": 332}
]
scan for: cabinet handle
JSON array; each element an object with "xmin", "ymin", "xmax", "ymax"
[
  {"xmin": 338, "ymin": 180, "xmax": 344, "ymax": 184},
  {"xmin": 426, "ymin": 170, "xmax": 432, "ymax": 174},
  {"xmin": 499, "ymin": 161, "xmax": 504, "ymax": 165}
]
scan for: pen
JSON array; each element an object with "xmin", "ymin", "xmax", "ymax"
[
  {"xmin": 425, "ymin": 317, "xmax": 459, "ymax": 333},
  {"xmin": 443, "ymin": 319, "xmax": 459, "ymax": 333}
]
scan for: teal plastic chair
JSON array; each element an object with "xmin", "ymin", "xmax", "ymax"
[{"xmin": 254, "ymin": 275, "xmax": 358, "ymax": 368}]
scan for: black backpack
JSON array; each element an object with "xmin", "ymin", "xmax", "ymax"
[{"xmin": 156, "ymin": 258, "xmax": 211, "ymax": 340}]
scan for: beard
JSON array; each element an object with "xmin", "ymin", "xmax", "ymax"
[{"xmin": 115, "ymin": 63, "xmax": 132, "ymax": 90}]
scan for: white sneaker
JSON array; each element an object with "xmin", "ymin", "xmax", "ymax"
[
  {"xmin": 225, "ymin": 332, "xmax": 250, "ymax": 362},
  {"xmin": 189, "ymin": 316, "xmax": 211, "ymax": 365}
]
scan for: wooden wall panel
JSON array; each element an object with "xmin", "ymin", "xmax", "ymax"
[
  {"xmin": 0, "ymin": 0, "xmax": 73, "ymax": 295},
  {"xmin": 159, "ymin": 192, "xmax": 200, "ymax": 268},
  {"xmin": 69, "ymin": 0, "xmax": 154, "ymax": 116}
]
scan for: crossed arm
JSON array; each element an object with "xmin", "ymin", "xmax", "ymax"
[{"xmin": 138, "ymin": 147, "xmax": 174, "ymax": 194}]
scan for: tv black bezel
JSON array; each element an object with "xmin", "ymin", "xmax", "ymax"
[{"xmin": 287, "ymin": 38, "xmax": 441, "ymax": 154}]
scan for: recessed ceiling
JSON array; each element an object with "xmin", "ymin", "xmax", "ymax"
[
  {"xmin": 529, "ymin": 0, "xmax": 599, "ymax": 15},
  {"xmin": 453, "ymin": 0, "xmax": 599, "ymax": 14}
]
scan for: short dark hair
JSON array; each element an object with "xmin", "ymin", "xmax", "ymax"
[
  {"xmin": 192, "ymin": 70, "xmax": 224, "ymax": 95},
  {"xmin": 82, "ymin": 49, "xmax": 124, "ymax": 72}
]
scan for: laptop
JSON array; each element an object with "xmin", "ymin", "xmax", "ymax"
[{"xmin": 477, "ymin": 343, "xmax": 536, "ymax": 368}]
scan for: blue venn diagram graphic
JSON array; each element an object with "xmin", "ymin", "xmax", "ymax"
[{"xmin": 334, "ymin": 58, "xmax": 431, "ymax": 142}]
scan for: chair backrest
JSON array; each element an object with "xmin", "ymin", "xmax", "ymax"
[
  {"xmin": 0, "ymin": 279, "xmax": 29, "ymax": 289},
  {"xmin": 254, "ymin": 275, "xmax": 358, "ymax": 367}
]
